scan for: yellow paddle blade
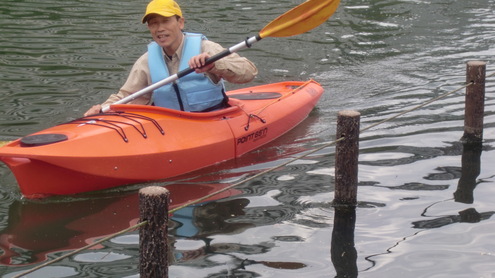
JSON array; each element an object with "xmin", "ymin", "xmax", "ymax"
[
  {"xmin": 259, "ymin": 0, "xmax": 340, "ymax": 38},
  {"xmin": 0, "ymin": 141, "xmax": 9, "ymax": 147}
]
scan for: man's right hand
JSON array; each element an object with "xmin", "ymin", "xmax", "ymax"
[{"xmin": 84, "ymin": 104, "xmax": 102, "ymax": 117}]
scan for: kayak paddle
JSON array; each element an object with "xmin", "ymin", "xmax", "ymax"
[{"xmin": 103, "ymin": 0, "xmax": 340, "ymax": 112}]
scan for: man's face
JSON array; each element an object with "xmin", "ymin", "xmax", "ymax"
[{"xmin": 147, "ymin": 15, "xmax": 185, "ymax": 56}]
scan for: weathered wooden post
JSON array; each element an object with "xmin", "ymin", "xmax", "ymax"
[
  {"xmin": 462, "ymin": 60, "xmax": 486, "ymax": 143},
  {"xmin": 333, "ymin": 110, "xmax": 360, "ymax": 206},
  {"xmin": 139, "ymin": 186, "xmax": 170, "ymax": 278}
]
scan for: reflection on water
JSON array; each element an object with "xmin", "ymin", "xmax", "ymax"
[
  {"xmin": 0, "ymin": 194, "xmax": 137, "ymax": 265},
  {"xmin": 454, "ymin": 142, "xmax": 483, "ymax": 204},
  {"xmin": 331, "ymin": 140, "xmax": 494, "ymax": 277},
  {"xmin": 331, "ymin": 207, "xmax": 358, "ymax": 278},
  {"xmin": 1, "ymin": 0, "xmax": 495, "ymax": 277},
  {"xmin": 0, "ymin": 182, "xmax": 240, "ymax": 267},
  {"xmin": 412, "ymin": 141, "xmax": 494, "ymax": 229},
  {"xmin": 412, "ymin": 208, "xmax": 494, "ymax": 229}
]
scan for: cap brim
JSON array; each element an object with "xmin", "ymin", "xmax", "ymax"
[{"xmin": 142, "ymin": 12, "xmax": 179, "ymax": 23}]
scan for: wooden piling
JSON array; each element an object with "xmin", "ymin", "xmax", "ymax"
[
  {"xmin": 462, "ymin": 60, "xmax": 486, "ymax": 143},
  {"xmin": 139, "ymin": 186, "xmax": 170, "ymax": 278},
  {"xmin": 333, "ymin": 110, "xmax": 360, "ymax": 206}
]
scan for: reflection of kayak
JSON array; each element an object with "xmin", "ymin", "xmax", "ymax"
[
  {"xmin": 0, "ymin": 80, "xmax": 323, "ymax": 198},
  {"xmin": 0, "ymin": 183, "xmax": 241, "ymax": 265}
]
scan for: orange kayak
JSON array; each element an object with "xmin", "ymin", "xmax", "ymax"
[{"xmin": 0, "ymin": 80, "xmax": 323, "ymax": 198}]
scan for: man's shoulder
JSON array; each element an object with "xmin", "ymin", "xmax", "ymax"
[
  {"xmin": 201, "ymin": 39, "xmax": 224, "ymax": 52},
  {"xmin": 137, "ymin": 51, "xmax": 149, "ymax": 62},
  {"xmin": 129, "ymin": 51, "xmax": 149, "ymax": 69}
]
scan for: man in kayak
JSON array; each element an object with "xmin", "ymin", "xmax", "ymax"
[{"xmin": 84, "ymin": 0, "xmax": 257, "ymax": 116}]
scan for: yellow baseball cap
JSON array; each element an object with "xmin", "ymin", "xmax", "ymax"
[{"xmin": 142, "ymin": 0, "xmax": 183, "ymax": 23}]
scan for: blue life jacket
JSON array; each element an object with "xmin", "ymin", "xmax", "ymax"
[{"xmin": 148, "ymin": 32, "xmax": 227, "ymax": 112}]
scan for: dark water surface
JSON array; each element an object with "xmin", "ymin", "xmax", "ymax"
[{"xmin": 1, "ymin": 0, "xmax": 494, "ymax": 277}]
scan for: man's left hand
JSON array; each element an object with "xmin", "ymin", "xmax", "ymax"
[{"xmin": 189, "ymin": 52, "xmax": 215, "ymax": 73}]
